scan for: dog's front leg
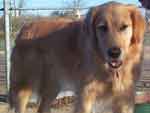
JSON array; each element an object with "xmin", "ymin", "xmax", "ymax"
[
  {"xmin": 112, "ymin": 94, "xmax": 135, "ymax": 113},
  {"xmin": 74, "ymin": 81, "xmax": 98, "ymax": 113}
]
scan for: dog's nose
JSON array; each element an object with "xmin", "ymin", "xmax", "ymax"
[{"xmin": 107, "ymin": 47, "xmax": 121, "ymax": 59}]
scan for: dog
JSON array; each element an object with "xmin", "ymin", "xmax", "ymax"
[
  {"xmin": 15, "ymin": 18, "xmax": 73, "ymax": 43},
  {"xmin": 9, "ymin": 2, "xmax": 145, "ymax": 113}
]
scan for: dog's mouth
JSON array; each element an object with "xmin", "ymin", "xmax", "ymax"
[{"xmin": 108, "ymin": 60, "xmax": 122, "ymax": 69}]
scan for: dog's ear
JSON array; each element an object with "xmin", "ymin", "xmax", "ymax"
[
  {"xmin": 78, "ymin": 7, "xmax": 99, "ymax": 70},
  {"xmin": 84, "ymin": 7, "xmax": 98, "ymax": 35},
  {"xmin": 128, "ymin": 5, "xmax": 146, "ymax": 45}
]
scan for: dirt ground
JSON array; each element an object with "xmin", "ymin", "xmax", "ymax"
[
  {"xmin": 0, "ymin": 102, "xmax": 74, "ymax": 113},
  {"xmin": 0, "ymin": 103, "xmax": 112, "ymax": 113}
]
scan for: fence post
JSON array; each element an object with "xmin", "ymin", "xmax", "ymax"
[{"xmin": 4, "ymin": 0, "xmax": 11, "ymax": 91}]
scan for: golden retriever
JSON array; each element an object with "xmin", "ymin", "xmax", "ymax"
[{"xmin": 9, "ymin": 2, "xmax": 145, "ymax": 113}]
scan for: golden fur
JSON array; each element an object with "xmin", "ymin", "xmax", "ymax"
[{"xmin": 9, "ymin": 2, "xmax": 145, "ymax": 113}]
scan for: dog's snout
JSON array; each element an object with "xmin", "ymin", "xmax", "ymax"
[{"xmin": 107, "ymin": 47, "xmax": 121, "ymax": 59}]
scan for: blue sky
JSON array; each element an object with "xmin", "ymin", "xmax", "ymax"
[
  {"xmin": 0, "ymin": 0, "xmax": 142, "ymax": 16},
  {"xmin": 30, "ymin": 0, "xmax": 139, "ymax": 8},
  {"xmin": 0, "ymin": 0, "xmax": 140, "ymax": 8}
]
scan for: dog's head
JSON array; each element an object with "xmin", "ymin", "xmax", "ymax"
[{"xmin": 84, "ymin": 2, "xmax": 145, "ymax": 69}]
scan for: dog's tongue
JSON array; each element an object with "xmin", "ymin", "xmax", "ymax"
[
  {"xmin": 111, "ymin": 61, "xmax": 118, "ymax": 67},
  {"xmin": 109, "ymin": 60, "xmax": 122, "ymax": 68}
]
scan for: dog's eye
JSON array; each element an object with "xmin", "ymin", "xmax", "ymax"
[
  {"xmin": 120, "ymin": 25, "xmax": 128, "ymax": 31},
  {"xmin": 97, "ymin": 25, "xmax": 108, "ymax": 32}
]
